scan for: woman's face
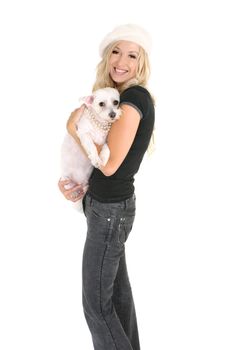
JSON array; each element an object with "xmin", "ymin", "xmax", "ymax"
[{"xmin": 109, "ymin": 41, "xmax": 140, "ymax": 86}]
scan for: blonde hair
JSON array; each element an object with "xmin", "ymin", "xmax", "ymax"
[{"xmin": 93, "ymin": 41, "xmax": 156, "ymax": 154}]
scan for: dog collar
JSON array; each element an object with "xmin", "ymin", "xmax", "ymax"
[{"xmin": 86, "ymin": 108, "xmax": 112, "ymax": 132}]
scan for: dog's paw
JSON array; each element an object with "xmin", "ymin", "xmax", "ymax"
[
  {"xmin": 89, "ymin": 155, "xmax": 102, "ymax": 168},
  {"xmin": 99, "ymin": 144, "xmax": 110, "ymax": 166}
]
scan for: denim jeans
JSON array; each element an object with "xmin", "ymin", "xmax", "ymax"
[{"xmin": 82, "ymin": 193, "xmax": 140, "ymax": 350}]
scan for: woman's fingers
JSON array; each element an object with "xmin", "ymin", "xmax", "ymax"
[
  {"xmin": 58, "ymin": 179, "xmax": 70, "ymax": 192},
  {"xmin": 58, "ymin": 178, "xmax": 84, "ymax": 202},
  {"xmin": 66, "ymin": 184, "xmax": 85, "ymax": 202}
]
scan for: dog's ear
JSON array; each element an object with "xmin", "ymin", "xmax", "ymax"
[{"xmin": 79, "ymin": 95, "xmax": 94, "ymax": 106}]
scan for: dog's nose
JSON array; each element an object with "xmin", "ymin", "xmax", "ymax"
[{"xmin": 109, "ymin": 111, "xmax": 116, "ymax": 119}]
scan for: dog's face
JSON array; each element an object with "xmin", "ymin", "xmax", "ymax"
[{"xmin": 83, "ymin": 87, "xmax": 121, "ymax": 123}]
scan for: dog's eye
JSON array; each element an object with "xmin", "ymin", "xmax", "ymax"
[
  {"xmin": 99, "ymin": 102, "xmax": 105, "ymax": 107},
  {"xmin": 113, "ymin": 100, "xmax": 119, "ymax": 106}
]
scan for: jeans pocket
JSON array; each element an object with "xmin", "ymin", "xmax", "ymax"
[
  {"xmin": 86, "ymin": 207, "xmax": 112, "ymax": 243},
  {"xmin": 118, "ymin": 215, "xmax": 135, "ymax": 244}
]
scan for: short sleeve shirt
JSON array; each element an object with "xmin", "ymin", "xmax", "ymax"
[{"xmin": 87, "ymin": 85, "xmax": 155, "ymax": 202}]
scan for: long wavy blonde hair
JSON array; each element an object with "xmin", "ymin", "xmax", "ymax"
[{"xmin": 93, "ymin": 41, "xmax": 156, "ymax": 154}]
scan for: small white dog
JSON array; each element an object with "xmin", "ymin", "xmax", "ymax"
[{"xmin": 60, "ymin": 87, "xmax": 121, "ymax": 211}]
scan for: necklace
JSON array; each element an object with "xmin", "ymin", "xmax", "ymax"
[{"xmin": 87, "ymin": 108, "xmax": 112, "ymax": 132}]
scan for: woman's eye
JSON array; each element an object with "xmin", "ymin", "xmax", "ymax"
[
  {"xmin": 113, "ymin": 100, "xmax": 119, "ymax": 106},
  {"xmin": 99, "ymin": 102, "xmax": 105, "ymax": 107},
  {"xmin": 112, "ymin": 50, "xmax": 119, "ymax": 54},
  {"xmin": 129, "ymin": 54, "xmax": 137, "ymax": 59}
]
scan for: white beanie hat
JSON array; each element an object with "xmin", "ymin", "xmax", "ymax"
[{"xmin": 99, "ymin": 24, "xmax": 152, "ymax": 57}]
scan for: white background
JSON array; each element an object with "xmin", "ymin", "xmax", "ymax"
[{"xmin": 0, "ymin": 0, "xmax": 232, "ymax": 349}]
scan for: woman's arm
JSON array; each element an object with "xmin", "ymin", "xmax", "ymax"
[
  {"xmin": 99, "ymin": 104, "xmax": 140, "ymax": 176},
  {"xmin": 66, "ymin": 103, "xmax": 141, "ymax": 176},
  {"xmin": 58, "ymin": 105, "xmax": 87, "ymax": 201},
  {"xmin": 66, "ymin": 104, "xmax": 89, "ymax": 156}
]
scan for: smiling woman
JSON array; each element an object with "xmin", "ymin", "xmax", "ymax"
[
  {"xmin": 93, "ymin": 24, "xmax": 151, "ymax": 94},
  {"xmin": 58, "ymin": 23, "xmax": 155, "ymax": 350}
]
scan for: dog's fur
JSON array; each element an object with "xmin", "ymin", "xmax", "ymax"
[{"xmin": 60, "ymin": 87, "xmax": 121, "ymax": 211}]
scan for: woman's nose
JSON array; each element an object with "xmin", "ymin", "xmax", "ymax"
[{"xmin": 115, "ymin": 54, "xmax": 126, "ymax": 65}]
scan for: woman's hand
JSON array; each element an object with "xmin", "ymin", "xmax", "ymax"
[
  {"xmin": 66, "ymin": 105, "xmax": 85, "ymax": 129},
  {"xmin": 58, "ymin": 178, "xmax": 85, "ymax": 202}
]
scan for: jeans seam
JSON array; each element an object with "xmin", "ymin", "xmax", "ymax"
[{"xmin": 99, "ymin": 244, "xmax": 118, "ymax": 350}]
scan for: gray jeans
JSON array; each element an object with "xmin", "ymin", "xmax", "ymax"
[{"xmin": 82, "ymin": 193, "xmax": 140, "ymax": 350}]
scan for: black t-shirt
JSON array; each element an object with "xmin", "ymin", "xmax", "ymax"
[{"xmin": 87, "ymin": 85, "xmax": 155, "ymax": 202}]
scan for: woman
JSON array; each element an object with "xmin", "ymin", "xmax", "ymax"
[{"xmin": 58, "ymin": 24, "xmax": 155, "ymax": 350}]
